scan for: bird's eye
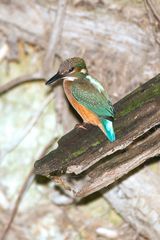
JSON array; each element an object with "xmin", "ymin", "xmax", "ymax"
[{"xmin": 69, "ymin": 67, "xmax": 74, "ymax": 72}]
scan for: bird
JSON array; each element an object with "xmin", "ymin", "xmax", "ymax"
[{"xmin": 46, "ymin": 57, "xmax": 116, "ymax": 142}]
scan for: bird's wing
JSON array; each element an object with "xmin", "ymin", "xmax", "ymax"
[{"xmin": 72, "ymin": 78, "xmax": 115, "ymax": 119}]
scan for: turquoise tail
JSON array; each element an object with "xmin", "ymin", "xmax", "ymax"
[{"xmin": 101, "ymin": 119, "xmax": 116, "ymax": 142}]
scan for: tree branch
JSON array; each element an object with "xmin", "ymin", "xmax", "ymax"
[
  {"xmin": 0, "ymin": 72, "xmax": 44, "ymax": 96},
  {"xmin": 0, "ymin": 136, "xmax": 58, "ymax": 240},
  {"xmin": 145, "ymin": 0, "xmax": 160, "ymax": 23},
  {"xmin": 0, "ymin": 93, "xmax": 53, "ymax": 161},
  {"xmin": 34, "ymin": 74, "xmax": 160, "ymax": 197},
  {"xmin": 0, "ymin": 0, "xmax": 67, "ymax": 96},
  {"xmin": 0, "ymin": 1, "xmax": 68, "ymax": 237},
  {"xmin": 43, "ymin": 0, "xmax": 68, "ymax": 77}
]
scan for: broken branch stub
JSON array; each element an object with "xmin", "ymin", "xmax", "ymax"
[{"xmin": 34, "ymin": 74, "xmax": 160, "ymax": 197}]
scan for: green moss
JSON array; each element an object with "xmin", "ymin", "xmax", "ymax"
[
  {"xmin": 63, "ymin": 140, "xmax": 102, "ymax": 163},
  {"xmin": 71, "ymin": 147, "xmax": 86, "ymax": 158},
  {"xmin": 118, "ymin": 81, "xmax": 160, "ymax": 117},
  {"xmin": 91, "ymin": 140, "xmax": 101, "ymax": 147},
  {"xmin": 62, "ymin": 147, "xmax": 86, "ymax": 164}
]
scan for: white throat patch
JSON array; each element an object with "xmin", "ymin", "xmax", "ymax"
[
  {"xmin": 80, "ymin": 69, "xmax": 87, "ymax": 74},
  {"xmin": 86, "ymin": 75, "xmax": 104, "ymax": 92},
  {"xmin": 63, "ymin": 76, "xmax": 77, "ymax": 81}
]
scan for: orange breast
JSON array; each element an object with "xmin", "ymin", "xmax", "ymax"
[{"xmin": 63, "ymin": 80, "xmax": 105, "ymax": 133}]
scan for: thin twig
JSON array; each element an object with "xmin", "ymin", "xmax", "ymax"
[
  {"xmin": 0, "ymin": 0, "xmax": 68, "ymax": 159},
  {"xmin": 0, "ymin": 169, "xmax": 34, "ymax": 240},
  {"xmin": 0, "ymin": 72, "xmax": 44, "ymax": 96},
  {"xmin": 0, "ymin": 0, "xmax": 67, "ymax": 95},
  {"xmin": 0, "ymin": 136, "xmax": 58, "ymax": 240},
  {"xmin": 0, "ymin": 93, "xmax": 53, "ymax": 161},
  {"xmin": 144, "ymin": 0, "xmax": 160, "ymax": 45},
  {"xmin": 43, "ymin": 0, "xmax": 68, "ymax": 77},
  {"xmin": 145, "ymin": 0, "xmax": 160, "ymax": 23},
  {"xmin": 43, "ymin": 0, "xmax": 68, "ymax": 133},
  {"xmin": 0, "ymin": 1, "xmax": 68, "ymax": 238}
]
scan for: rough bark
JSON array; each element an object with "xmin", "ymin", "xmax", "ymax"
[
  {"xmin": 34, "ymin": 74, "xmax": 160, "ymax": 197},
  {"xmin": 104, "ymin": 169, "xmax": 160, "ymax": 240}
]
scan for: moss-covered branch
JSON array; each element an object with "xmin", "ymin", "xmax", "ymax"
[{"xmin": 34, "ymin": 74, "xmax": 160, "ymax": 197}]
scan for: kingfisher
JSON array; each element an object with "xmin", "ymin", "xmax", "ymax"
[{"xmin": 46, "ymin": 57, "xmax": 116, "ymax": 142}]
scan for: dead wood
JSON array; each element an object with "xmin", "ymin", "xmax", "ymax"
[
  {"xmin": 34, "ymin": 74, "xmax": 160, "ymax": 197},
  {"xmin": 104, "ymin": 168, "xmax": 160, "ymax": 240},
  {"xmin": 0, "ymin": 73, "xmax": 44, "ymax": 95},
  {"xmin": 0, "ymin": 1, "xmax": 67, "ymax": 239},
  {"xmin": 0, "ymin": 137, "xmax": 58, "ymax": 240}
]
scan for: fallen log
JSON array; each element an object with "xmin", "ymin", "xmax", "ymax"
[{"xmin": 34, "ymin": 74, "xmax": 160, "ymax": 197}]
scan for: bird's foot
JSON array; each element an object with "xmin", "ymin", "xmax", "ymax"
[{"xmin": 75, "ymin": 123, "xmax": 87, "ymax": 130}]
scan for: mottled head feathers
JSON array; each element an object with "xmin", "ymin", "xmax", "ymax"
[
  {"xmin": 58, "ymin": 57, "xmax": 87, "ymax": 76},
  {"xmin": 46, "ymin": 57, "xmax": 88, "ymax": 85}
]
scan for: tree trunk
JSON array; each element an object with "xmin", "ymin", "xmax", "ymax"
[{"xmin": 104, "ymin": 168, "xmax": 160, "ymax": 240}]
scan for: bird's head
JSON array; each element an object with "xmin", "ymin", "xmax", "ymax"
[{"xmin": 46, "ymin": 57, "xmax": 88, "ymax": 85}]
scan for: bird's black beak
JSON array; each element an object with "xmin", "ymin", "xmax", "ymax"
[{"xmin": 46, "ymin": 72, "xmax": 63, "ymax": 85}]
